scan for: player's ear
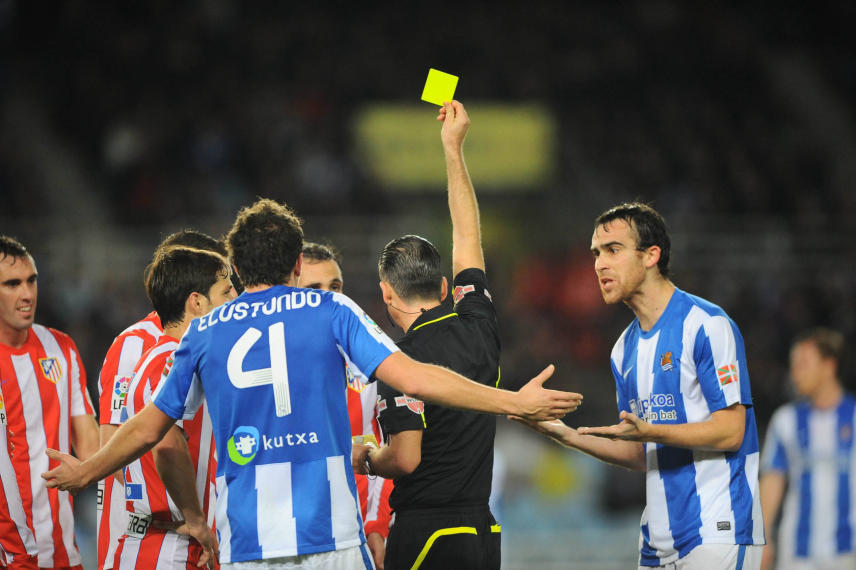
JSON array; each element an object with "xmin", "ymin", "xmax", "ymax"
[
  {"xmin": 644, "ymin": 245, "xmax": 661, "ymax": 271},
  {"xmin": 379, "ymin": 281, "xmax": 395, "ymax": 305},
  {"xmin": 292, "ymin": 253, "xmax": 303, "ymax": 280},
  {"xmin": 439, "ymin": 276, "xmax": 448, "ymax": 302}
]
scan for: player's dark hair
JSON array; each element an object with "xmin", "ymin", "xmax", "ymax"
[
  {"xmin": 595, "ymin": 202, "xmax": 671, "ymax": 278},
  {"xmin": 378, "ymin": 235, "xmax": 443, "ymax": 302},
  {"xmin": 145, "ymin": 247, "xmax": 231, "ymax": 327},
  {"xmin": 302, "ymin": 242, "xmax": 341, "ymax": 264},
  {"xmin": 0, "ymin": 235, "xmax": 30, "ymax": 263},
  {"xmin": 793, "ymin": 327, "xmax": 845, "ymax": 367},
  {"xmin": 157, "ymin": 229, "xmax": 228, "ymax": 257},
  {"xmin": 227, "ymin": 199, "xmax": 304, "ymax": 287}
]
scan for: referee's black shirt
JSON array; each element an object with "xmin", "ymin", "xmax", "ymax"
[{"xmin": 377, "ymin": 267, "xmax": 501, "ymax": 512}]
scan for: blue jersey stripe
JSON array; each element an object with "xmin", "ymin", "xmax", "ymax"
[
  {"xmin": 293, "ymin": 460, "xmax": 334, "ymax": 554},
  {"xmin": 639, "ymin": 523, "xmax": 659, "ymax": 566},
  {"xmin": 736, "ymin": 544, "xmax": 746, "ymax": 569},
  {"xmin": 226, "ymin": 468, "xmax": 262, "ymax": 561},
  {"xmin": 796, "ymin": 404, "xmax": 812, "ymax": 557},
  {"xmin": 837, "ymin": 398, "xmax": 855, "ymax": 553},
  {"xmin": 727, "ymin": 453, "xmax": 754, "ymax": 543}
]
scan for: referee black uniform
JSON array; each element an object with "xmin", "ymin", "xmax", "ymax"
[{"xmin": 377, "ymin": 267, "xmax": 501, "ymax": 570}]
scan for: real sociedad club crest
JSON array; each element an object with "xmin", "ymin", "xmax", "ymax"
[
  {"xmin": 660, "ymin": 352, "xmax": 674, "ymax": 372},
  {"xmin": 39, "ymin": 358, "xmax": 62, "ymax": 384}
]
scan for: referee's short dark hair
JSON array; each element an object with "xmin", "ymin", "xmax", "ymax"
[
  {"xmin": 378, "ymin": 235, "xmax": 443, "ymax": 302},
  {"xmin": 227, "ymin": 199, "xmax": 304, "ymax": 288},
  {"xmin": 145, "ymin": 246, "xmax": 231, "ymax": 327},
  {"xmin": 0, "ymin": 235, "xmax": 30, "ymax": 263},
  {"xmin": 595, "ymin": 202, "xmax": 671, "ymax": 279}
]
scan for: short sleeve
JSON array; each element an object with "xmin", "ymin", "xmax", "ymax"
[
  {"xmin": 68, "ymin": 339, "xmax": 94, "ymax": 417},
  {"xmin": 98, "ymin": 334, "xmax": 145, "ymax": 425},
  {"xmin": 330, "ymin": 293, "xmax": 399, "ymax": 379},
  {"xmin": 152, "ymin": 334, "xmax": 202, "ymax": 420},
  {"xmin": 377, "ymin": 381, "xmax": 425, "ymax": 436},
  {"xmin": 692, "ymin": 315, "xmax": 744, "ymax": 412},
  {"xmin": 452, "ymin": 268, "xmax": 495, "ymax": 319}
]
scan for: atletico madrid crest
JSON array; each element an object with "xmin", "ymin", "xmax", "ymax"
[{"xmin": 39, "ymin": 357, "xmax": 62, "ymax": 384}]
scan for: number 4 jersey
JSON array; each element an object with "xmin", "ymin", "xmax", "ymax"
[{"xmin": 152, "ymin": 286, "xmax": 399, "ymax": 564}]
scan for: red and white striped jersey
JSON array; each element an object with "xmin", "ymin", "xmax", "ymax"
[
  {"xmin": 0, "ymin": 324, "xmax": 94, "ymax": 568},
  {"xmin": 115, "ymin": 335, "xmax": 216, "ymax": 569},
  {"xmin": 96, "ymin": 311, "xmax": 162, "ymax": 570},
  {"xmin": 347, "ymin": 380, "xmax": 393, "ymax": 539}
]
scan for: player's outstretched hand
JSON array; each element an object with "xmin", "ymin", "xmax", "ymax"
[
  {"xmin": 157, "ymin": 517, "xmax": 219, "ymax": 568},
  {"xmin": 42, "ymin": 448, "xmax": 87, "ymax": 494},
  {"xmin": 438, "ymin": 100, "xmax": 470, "ymax": 151},
  {"xmin": 577, "ymin": 410, "xmax": 648, "ymax": 441},
  {"xmin": 508, "ymin": 416, "xmax": 573, "ymax": 443},
  {"xmin": 516, "ymin": 365, "xmax": 583, "ymax": 421}
]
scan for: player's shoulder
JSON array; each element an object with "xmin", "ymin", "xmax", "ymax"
[{"xmin": 32, "ymin": 323, "xmax": 77, "ymax": 349}]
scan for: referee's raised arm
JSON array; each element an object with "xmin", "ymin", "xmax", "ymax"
[{"xmin": 439, "ymin": 100, "xmax": 484, "ymax": 277}]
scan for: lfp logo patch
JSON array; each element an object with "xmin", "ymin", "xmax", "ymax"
[
  {"xmin": 112, "ymin": 376, "xmax": 130, "ymax": 411},
  {"xmin": 228, "ymin": 425, "xmax": 260, "ymax": 465}
]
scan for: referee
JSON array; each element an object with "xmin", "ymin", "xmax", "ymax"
[{"xmin": 358, "ymin": 100, "xmax": 502, "ymax": 570}]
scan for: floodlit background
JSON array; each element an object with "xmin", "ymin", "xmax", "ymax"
[{"xmin": 2, "ymin": 2, "xmax": 855, "ymax": 568}]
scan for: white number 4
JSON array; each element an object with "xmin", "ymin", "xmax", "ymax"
[{"xmin": 227, "ymin": 323, "xmax": 292, "ymax": 416}]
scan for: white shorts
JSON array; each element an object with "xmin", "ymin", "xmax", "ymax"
[
  {"xmin": 222, "ymin": 545, "xmax": 374, "ymax": 570},
  {"xmin": 640, "ymin": 544, "xmax": 763, "ymax": 570}
]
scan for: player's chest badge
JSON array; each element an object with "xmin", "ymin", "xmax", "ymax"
[
  {"xmin": 39, "ymin": 357, "xmax": 62, "ymax": 383},
  {"xmin": 660, "ymin": 351, "xmax": 674, "ymax": 372}
]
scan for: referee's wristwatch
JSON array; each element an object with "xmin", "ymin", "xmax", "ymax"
[{"xmin": 364, "ymin": 451, "xmax": 377, "ymax": 477}]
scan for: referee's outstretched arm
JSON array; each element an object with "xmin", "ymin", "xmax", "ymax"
[{"xmin": 438, "ymin": 100, "xmax": 485, "ymax": 277}]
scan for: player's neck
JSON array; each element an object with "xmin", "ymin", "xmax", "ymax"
[
  {"xmin": 811, "ymin": 380, "xmax": 844, "ymax": 410},
  {"xmin": 626, "ymin": 278, "xmax": 675, "ymax": 332},
  {"xmin": 0, "ymin": 325, "xmax": 29, "ymax": 349},
  {"xmin": 162, "ymin": 321, "xmax": 189, "ymax": 341}
]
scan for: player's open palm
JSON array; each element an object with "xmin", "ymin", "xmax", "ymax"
[{"xmin": 517, "ymin": 364, "xmax": 583, "ymax": 421}]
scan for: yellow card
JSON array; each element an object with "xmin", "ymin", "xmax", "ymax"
[
  {"xmin": 352, "ymin": 434, "xmax": 378, "ymax": 446},
  {"xmin": 421, "ymin": 68, "xmax": 458, "ymax": 106}
]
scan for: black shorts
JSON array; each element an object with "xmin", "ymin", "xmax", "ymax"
[{"xmin": 384, "ymin": 505, "xmax": 500, "ymax": 570}]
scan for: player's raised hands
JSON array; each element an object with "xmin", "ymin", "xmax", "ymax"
[
  {"xmin": 577, "ymin": 410, "xmax": 649, "ymax": 441},
  {"xmin": 515, "ymin": 365, "xmax": 583, "ymax": 421},
  {"xmin": 438, "ymin": 100, "xmax": 470, "ymax": 150},
  {"xmin": 42, "ymin": 448, "xmax": 88, "ymax": 495}
]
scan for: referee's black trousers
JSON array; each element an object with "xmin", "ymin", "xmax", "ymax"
[{"xmin": 384, "ymin": 505, "xmax": 500, "ymax": 570}]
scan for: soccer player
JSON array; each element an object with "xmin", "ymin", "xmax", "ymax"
[
  {"xmin": 760, "ymin": 328, "xmax": 856, "ymax": 570},
  {"xmin": 96, "ymin": 229, "xmax": 228, "ymax": 570},
  {"xmin": 300, "ymin": 242, "xmax": 394, "ymax": 569},
  {"xmin": 514, "ymin": 203, "xmax": 765, "ymax": 569},
  {"xmin": 43, "ymin": 197, "xmax": 580, "ymax": 569},
  {"xmin": 113, "ymin": 246, "xmax": 235, "ymax": 568},
  {"xmin": 353, "ymin": 100, "xmax": 503, "ymax": 570},
  {"xmin": 0, "ymin": 235, "xmax": 99, "ymax": 569}
]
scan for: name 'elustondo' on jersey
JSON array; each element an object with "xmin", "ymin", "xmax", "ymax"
[{"xmin": 196, "ymin": 290, "xmax": 323, "ymax": 331}]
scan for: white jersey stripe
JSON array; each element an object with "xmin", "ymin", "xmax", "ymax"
[
  {"xmin": 12, "ymin": 352, "xmax": 55, "ymax": 567},
  {"xmin": 117, "ymin": 537, "xmax": 142, "ymax": 570},
  {"xmin": 216, "ymin": 474, "xmax": 232, "ymax": 563},
  {"xmin": 256, "ymin": 462, "xmax": 297, "ymax": 556},
  {"xmin": 327, "ymin": 455, "xmax": 361, "ymax": 547},
  {"xmin": 120, "ymin": 320, "xmax": 162, "ymax": 339}
]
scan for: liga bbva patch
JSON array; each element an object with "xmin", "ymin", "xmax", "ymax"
[
  {"xmin": 112, "ymin": 376, "xmax": 131, "ymax": 411},
  {"xmin": 453, "ymin": 284, "xmax": 475, "ymax": 304},
  {"xmin": 39, "ymin": 357, "xmax": 62, "ymax": 383}
]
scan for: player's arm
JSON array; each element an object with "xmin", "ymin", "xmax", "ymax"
[
  {"xmin": 759, "ymin": 470, "xmax": 786, "ymax": 570},
  {"xmin": 153, "ymin": 426, "xmax": 218, "ymax": 568},
  {"xmin": 511, "ymin": 416, "xmax": 646, "ymax": 471},
  {"xmin": 43, "ymin": 402, "xmax": 176, "ymax": 494},
  {"xmin": 70, "ymin": 414, "xmax": 100, "ymax": 461},
  {"xmin": 578, "ymin": 403, "xmax": 746, "ymax": 452},
  {"xmin": 359, "ymin": 430, "xmax": 422, "ymax": 479},
  {"xmin": 439, "ymin": 100, "xmax": 484, "ymax": 277},
  {"xmin": 373, "ymin": 352, "xmax": 580, "ymax": 421}
]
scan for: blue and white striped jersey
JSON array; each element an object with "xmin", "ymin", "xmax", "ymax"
[
  {"xmin": 152, "ymin": 286, "xmax": 398, "ymax": 564},
  {"xmin": 610, "ymin": 288, "xmax": 765, "ymax": 566},
  {"xmin": 761, "ymin": 395, "xmax": 856, "ymax": 564}
]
